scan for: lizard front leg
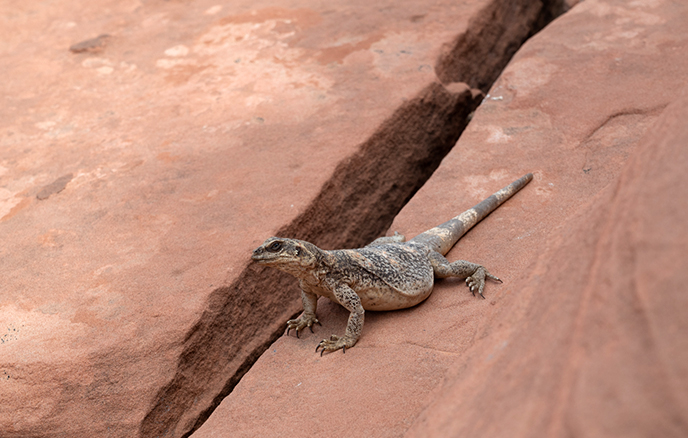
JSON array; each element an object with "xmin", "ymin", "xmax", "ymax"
[
  {"xmin": 286, "ymin": 289, "xmax": 320, "ymax": 338},
  {"xmin": 316, "ymin": 284, "xmax": 364, "ymax": 355},
  {"xmin": 429, "ymin": 251, "xmax": 501, "ymax": 299}
]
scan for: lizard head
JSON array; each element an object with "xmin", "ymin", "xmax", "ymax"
[{"xmin": 251, "ymin": 237, "xmax": 321, "ymax": 275}]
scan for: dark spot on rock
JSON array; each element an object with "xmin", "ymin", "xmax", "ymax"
[
  {"xmin": 36, "ymin": 173, "xmax": 73, "ymax": 200},
  {"xmin": 69, "ymin": 34, "xmax": 111, "ymax": 53}
]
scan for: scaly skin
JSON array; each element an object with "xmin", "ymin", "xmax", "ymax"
[{"xmin": 252, "ymin": 173, "xmax": 533, "ymax": 355}]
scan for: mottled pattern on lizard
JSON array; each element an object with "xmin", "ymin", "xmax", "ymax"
[{"xmin": 252, "ymin": 173, "xmax": 533, "ymax": 355}]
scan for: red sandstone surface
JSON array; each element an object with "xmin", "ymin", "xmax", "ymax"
[
  {"xmin": 194, "ymin": 0, "xmax": 688, "ymax": 437},
  {"xmin": 0, "ymin": 0, "xmax": 561, "ymax": 437}
]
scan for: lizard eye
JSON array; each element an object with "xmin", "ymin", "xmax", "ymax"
[{"xmin": 267, "ymin": 241, "xmax": 282, "ymax": 252}]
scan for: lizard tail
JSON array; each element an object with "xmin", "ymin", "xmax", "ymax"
[{"xmin": 409, "ymin": 173, "xmax": 533, "ymax": 255}]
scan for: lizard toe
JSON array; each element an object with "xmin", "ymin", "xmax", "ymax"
[
  {"xmin": 315, "ymin": 334, "xmax": 353, "ymax": 355},
  {"xmin": 486, "ymin": 271, "xmax": 502, "ymax": 283},
  {"xmin": 286, "ymin": 313, "xmax": 319, "ymax": 338}
]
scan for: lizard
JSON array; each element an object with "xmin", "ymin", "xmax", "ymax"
[{"xmin": 251, "ymin": 173, "xmax": 533, "ymax": 355}]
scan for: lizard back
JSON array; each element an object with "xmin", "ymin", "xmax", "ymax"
[{"xmin": 333, "ymin": 243, "xmax": 435, "ymax": 310}]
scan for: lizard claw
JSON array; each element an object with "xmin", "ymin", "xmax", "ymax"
[
  {"xmin": 487, "ymin": 272, "xmax": 502, "ymax": 283},
  {"xmin": 315, "ymin": 334, "xmax": 354, "ymax": 355},
  {"xmin": 465, "ymin": 266, "xmax": 502, "ymax": 298},
  {"xmin": 466, "ymin": 266, "xmax": 494, "ymax": 299},
  {"xmin": 315, "ymin": 337, "xmax": 331, "ymax": 355},
  {"xmin": 465, "ymin": 276, "xmax": 483, "ymax": 298},
  {"xmin": 286, "ymin": 313, "xmax": 319, "ymax": 338}
]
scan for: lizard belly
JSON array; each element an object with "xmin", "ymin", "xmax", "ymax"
[
  {"xmin": 356, "ymin": 270, "xmax": 434, "ymax": 311},
  {"xmin": 358, "ymin": 284, "xmax": 434, "ymax": 311}
]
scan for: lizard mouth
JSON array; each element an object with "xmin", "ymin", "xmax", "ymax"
[
  {"xmin": 251, "ymin": 248, "xmax": 277, "ymax": 263},
  {"xmin": 251, "ymin": 252, "xmax": 267, "ymax": 262}
]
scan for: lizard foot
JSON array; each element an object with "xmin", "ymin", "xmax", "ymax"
[
  {"xmin": 285, "ymin": 313, "xmax": 320, "ymax": 338},
  {"xmin": 315, "ymin": 334, "xmax": 356, "ymax": 356},
  {"xmin": 466, "ymin": 266, "xmax": 502, "ymax": 299}
]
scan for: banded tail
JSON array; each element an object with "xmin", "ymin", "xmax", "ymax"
[{"xmin": 409, "ymin": 173, "xmax": 533, "ymax": 255}]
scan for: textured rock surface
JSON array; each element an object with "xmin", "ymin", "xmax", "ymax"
[
  {"xmin": 193, "ymin": 0, "xmax": 688, "ymax": 437},
  {"xmin": 0, "ymin": 0, "xmax": 561, "ymax": 437}
]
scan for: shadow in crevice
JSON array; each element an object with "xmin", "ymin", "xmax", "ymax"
[{"xmin": 436, "ymin": 0, "xmax": 574, "ymax": 92}]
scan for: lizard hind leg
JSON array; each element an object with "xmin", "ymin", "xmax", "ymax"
[{"xmin": 429, "ymin": 251, "xmax": 501, "ymax": 299}]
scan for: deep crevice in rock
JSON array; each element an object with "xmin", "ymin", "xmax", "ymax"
[
  {"xmin": 436, "ymin": 0, "xmax": 572, "ymax": 92},
  {"xmin": 140, "ymin": 1, "xmax": 575, "ymax": 437}
]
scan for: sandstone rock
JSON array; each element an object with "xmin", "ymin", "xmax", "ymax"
[
  {"xmin": 193, "ymin": 0, "xmax": 688, "ymax": 436},
  {"xmin": 404, "ymin": 84, "xmax": 688, "ymax": 438},
  {"xmin": 0, "ymin": 0, "xmax": 559, "ymax": 437}
]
